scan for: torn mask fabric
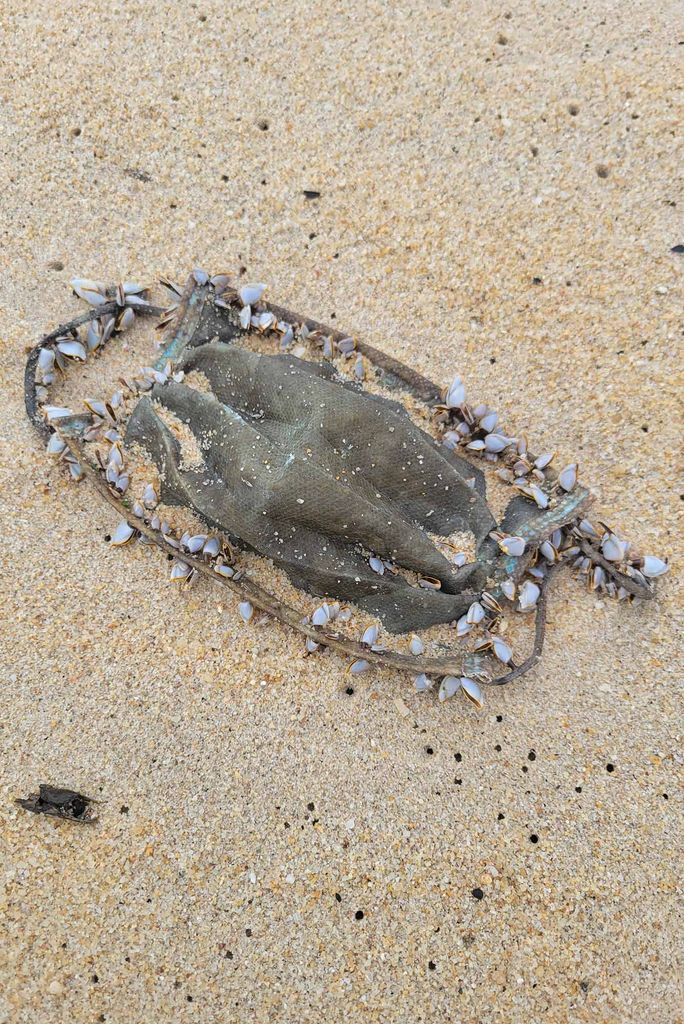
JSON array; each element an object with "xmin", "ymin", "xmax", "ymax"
[{"xmin": 125, "ymin": 342, "xmax": 497, "ymax": 632}]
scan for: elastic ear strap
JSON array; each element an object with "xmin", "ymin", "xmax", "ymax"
[{"xmin": 24, "ymin": 300, "xmax": 165, "ymax": 441}]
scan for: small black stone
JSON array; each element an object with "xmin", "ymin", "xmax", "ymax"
[
  {"xmin": 497, "ymin": 813, "xmax": 505, "ymax": 820},
  {"xmin": 454, "ymin": 752, "xmax": 462, "ymax": 762},
  {"xmin": 355, "ymin": 910, "xmax": 364, "ymax": 920},
  {"xmin": 670, "ymin": 244, "xmax": 684, "ymax": 254},
  {"xmin": 471, "ymin": 887, "xmax": 484, "ymax": 900},
  {"xmin": 335, "ymin": 892, "xmax": 342, "ymax": 902},
  {"xmin": 528, "ymin": 750, "xmax": 536, "ymax": 761},
  {"xmin": 426, "ymin": 746, "xmax": 434, "ymax": 755},
  {"xmin": 606, "ymin": 763, "xmax": 615, "ymax": 773},
  {"xmin": 303, "ymin": 190, "xmax": 321, "ymax": 199},
  {"xmin": 428, "ymin": 961, "xmax": 436, "ymax": 970},
  {"xmin": 529, "ymin": 833, "xmax": 539, "ymax": 844},
  {"xmin": 307, "ymin": 801, "xmax": 315, "ymax": 811}
]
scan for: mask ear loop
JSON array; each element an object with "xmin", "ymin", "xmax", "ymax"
[{"xmin": 24, "ymin": 299, "xmax": 165, "ymax": 441}]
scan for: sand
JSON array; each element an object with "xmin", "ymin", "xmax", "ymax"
[{"xmin": 1, "ymin": 2, "xmax": 682, "ymax": 1021}]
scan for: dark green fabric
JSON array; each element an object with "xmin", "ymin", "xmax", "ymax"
[{"xmin": 125, "ymin": 343, "xmax": 500, "ymax": 631}]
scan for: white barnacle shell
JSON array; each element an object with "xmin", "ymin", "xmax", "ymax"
[
  {"xmin": 239, "ymin": 283, "xmax": 266, "ymax": 306},
  {"xmin": 524, "ymin": 483, "xmax": 550, "ymax": 509},
  {"xmin": 350, "ymin": 659, "xmax": 370, "ymax": 675},
  {"xmin": 43, "ymin": 405, "xmax": 74, "ymax": 421},
  {"xmin": 481, "ymin": 591, "xmax": 502, "ymax": 614},
  {"xmin": 501, "ymin": 579, "xmax": 516, "ymax": 601},
  {"xmin": 311, "ymin": 606, "xmax": 329, "ymax": 627},
  {"xmin": 466, "ymin": 601, "xmax": 486, "ymax": 625},
  {"xmin": 142, "ymin": 485, "xmax": 157, "ymax": 510},
  {"xmin": 518, "ymin": 580, "xmax": 540, "ymax": 612},
  {"xmin": 132, "ymin": 500, "xmax": 145, "ymax": 518},
  {"xmin": 455, "ymin": 615, "xmax": 471, "ymax": 637},
  {"xmin": 57, "ymin": 339, "xmax": 87, "ymax": 361},
  {"xmin": 193, "ymin": 268, "xmax": 209, "ymax": 286},
  {"xmin": 239, "ymin": 305, "xmax": 252, "ymax": 330},
  {"xmin": 484, "ymin": 433, "xmax": 514, "ymax": 454},
  {"xmin": 409, "ymin": 635, "xmax": 425, "ymax": 656},
  {"xmin": 37, "ymin": 348, "xmax": 56, "ymax": 377},
  {"xmin": 438, "ymin": 675, "xmax": 461, "ymax": 701},
  {"xmin": 591, "ymin": 565, "xmax": 606, "ymax": 590},
  {"xmin": 186, "ymin": 534, "xmax": 208, "ymax": 554},
  {"xmin": 460, "ymin": 677, "xmax": 484, "ymax": 709},
  {"xmin": 539, "ymin": 540, "xmax": 558, "ymax": 563},
  {"xmin": 280, "ymin": 324, "xmax": 294, "ymax": 348},
  {"xmin": 534, "ymin": 451, "xmax": 554, "ymax": 470},
  {"xmin": 214, "ymin": 563, "xmax": 234, "ymax": 578},
  {"xmin": 238, "ymin": 601, "xmax": 254, "ymax": 622},
  {"xmin": 117, "ymin": 306, "xmax": 136, "ymax": 331},
  {"xmin": 491, "ymin": 637, "xmax": 513, "ymax": 665},
  {"xmin": 203, "ymin": 537, "xmax": 220, "ymax": 557},
  {"xmin": 108, "ymin": 443, "xmax": 123, "ymax": 469},
  {"xmin": 479, "ymin": 410, "xmax": 499, "ymax": 433},
  {"xmin": 494, "ymin": 533, "xmax": 526, "ymax": 557},
  {"xmin": 445, "ymin": 375, "xmax": 466, "ymax": 409},
  {"xmin": 369, "ymin": 556, "xmax": 385, "ymax": 575},
  {"xmin": 306, "ymin": 637, "xmax": 320, "ymax": 653},
  {"xmin": 362, "ymin": 625, "xmax": 378, "ymax": 646},
  {"xmin": 110, "ymin": 520, "xmax": 135, "ymax": 546},
  {"xmin": 466, "ymin": 439, "xmax": 486, "ymax": 452},
  {"xmin": 46, "ymin": 433, "xmax": 67, "ymax": 455},
  {"xmin": 452, "ymin": 551, "xmax": 467, "ymax": 567},
  {"xmin": 71, "ymin": 278, "xmax": 107, "ymax": 305},
  {"xmin": 83, "ymin": 398, "xmax": 108, "ymax": 419},
  {"xmin": 558, "ymin": 463, "xmax": 578, "ymax": 492},
  {"xmin": 601, "ymin": 533, "xmax": 626, "ymax": 562},
  {"xmin": 257, "ymin": 311, "xmax": 275, "ymax": 331},
  {"xmin": 170, "ymin": 560, "xmax": 191, "ymax": 582},
  {"xmin": 639, "ymin": 555, "xmax": 669, "ymax": 578},
  {"xmin": 414, "ymin": 673, "xmax": 431, "ymax": 692},
  {"xmin": 578, "ymin": 518, "xmax": 599, "ymax": 539}
]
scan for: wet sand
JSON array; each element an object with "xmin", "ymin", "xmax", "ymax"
[{"xmin": 0, "ymin": 2, "xmax": 682, "ymax": 1021}]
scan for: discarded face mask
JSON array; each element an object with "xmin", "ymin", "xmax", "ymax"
[{"xmin": 25, "ymin": 271, "xmax": 669, "ymax": 709}]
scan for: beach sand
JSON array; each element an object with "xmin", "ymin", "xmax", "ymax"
[{"xmin": 0, "ymin": 2, "xmax": 682, "ymax": 1021}]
